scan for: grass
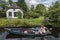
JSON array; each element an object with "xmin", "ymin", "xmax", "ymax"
[{"xmin": 0, "ymin": 16, "xmax": 44, "ymax": 27}]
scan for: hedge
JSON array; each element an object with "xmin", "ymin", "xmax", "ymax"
[{"xmin": 0, "ymin": 16, "xmax": 44, "ymax": 27}]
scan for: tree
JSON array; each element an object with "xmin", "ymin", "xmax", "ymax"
[
  {"xmin": 0, "ymin": 0, "xmax": 8, "ymax": 18},
  {"xmin": 36, "ymin": 4, "xmax": 46, "ymax": 16},
  {"xmin": 47, "ymin": 1, "xmax": 60, "ymax": 27},
  {"xmin": 16, "ymin": 0, "xmax": 28, "ymax": 12},
  {"xmin": 17, "ymin": 11, "xmax": 22, "ymax": 19},
  {"xmin": 0, "ymin": 0, "xmax": 9, "ymax": 9},
  {"xmin": 0, "ymin": 10, "xmax": 6, "ymax": 18},
  {"xmin": 8, "ymin": 0, "xmax": 13, "ymax": 6},
  {"xmin": 24, "ymin": 5, "xmax": 40, "ymax": 19},
  {"xmin": 24, "ymin": 11, "xmax": 40, "ymax": 19}
]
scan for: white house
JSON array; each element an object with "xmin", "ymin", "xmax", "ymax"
[{"xmin": 6, "ymin": 3, "xmax": 24, "ymax": 18}]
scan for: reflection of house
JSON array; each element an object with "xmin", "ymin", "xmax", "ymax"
[{"xmin": 6, "ymin": 3, "xmax": 23, "ymax": 18}]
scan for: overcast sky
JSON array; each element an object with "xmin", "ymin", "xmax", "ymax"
[
  {"xmin": 6, "ymin": 0, "xmax": 58, "ymax": 7},
  {"xmin": 25, "ymin": 0, "xmax": 57, "ymax": 7}
]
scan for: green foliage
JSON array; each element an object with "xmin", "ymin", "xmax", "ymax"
[
  {"xmin": 0, "ymin": 10, "xmax": 6, "ymax": 18},
  {"xmin": 24, "ymin": 5, "xmax": 40, "ymax": 19},
  {"xmin": 0, "ymin": 17, "xmax": 44, "ymax": 27},
  {"xmin": 16, "ymin": 0, "xmax": 28, "ymax": 12},
  {"xmin": 17, "ymin": 11, "xmax": 22, "ymax": 19},
  {"xmin": 24, "ymin": 11, "xmax": 40, "ymax": 19},
  {"xmin": 0, "ymin": 0, "xmax": 8, "ymax": 9},
  {"xmin": 36, "ymin": 4, "xmax": 46, "ymax": 16},
  {"xmin": 8, "ymin": 0, "xmax": 13, "ymax": 5},
  {"xmin": 48, "ymin": 9, "xmax": 60, "ymax": 27},
  {"xmin": 46, "ymin": 1, "xmax": 60, "ymax": 27}
]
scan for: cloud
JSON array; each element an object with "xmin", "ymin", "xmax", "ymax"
[
  {"xmin": 30, "ymin": 0, "xmax": 40, "ymax": 5},
  {"xmin": 25, "ymin": 0, "xmax": 40, "ymax": 5},
  {"xmin": 5, "ymin": 0, "xmax": 8, "ymax": 2},
  {"xmin": 12, "ymin": 0, "xmax": 18, "ymax": 2},
  {"xmin": 40, "ymin": 0, "xmax": 57, "ymax": 7},
  {"xmin": 25, "ymin": 0, "xmax": 57, "ymax": 7}
]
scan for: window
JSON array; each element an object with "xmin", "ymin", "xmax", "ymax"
[
  {"xmin": 9, "ymin": 12, "xmax": 12, "ymax": 16},
  {"xmin": 14, "ymin": 12, "xmax": 17, "ymax": 17}
]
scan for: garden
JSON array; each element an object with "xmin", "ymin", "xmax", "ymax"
[{"xmin": 0, "ymin": 0, "xmax": 60, "ymax": 28}]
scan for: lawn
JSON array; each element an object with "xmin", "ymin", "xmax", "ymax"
[{"xmin": 0, "ymin": 16, "xmax": 44, "ymax": 27}]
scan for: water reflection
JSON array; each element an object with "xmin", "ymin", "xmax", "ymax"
[
  {"xmin": 0, "ymin": 32, "xmax": 60, "ymax": 40},
  {"xmin": 0, "ymin": 31, "xmax": 8, "ymax": 40},
  {"xmin": 0, "ymin": 27, "xmax": 60, "ymax": 40}
]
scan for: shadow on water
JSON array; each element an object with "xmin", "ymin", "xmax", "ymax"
[
  {"xmin": 45, "ymin": 25, "xmax": 60, "ymax": 38},
  {"xmin": 6, "ymin": 28, "xmax": 60, "ymax": 38},
  {"xmin": 0, "ymin": 28, "xmax": 5, "ymax": 34},
  {"xmin": 51, "ymin": 27, "xmax": 60, "ymax": 38}
]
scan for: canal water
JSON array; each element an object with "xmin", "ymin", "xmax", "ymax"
[
  {"xmin": 0, "ymin": 27, "xmax": 60, "ymax": 40},
  {"xmin": 0, "ymin": 31, "xmax": 60, "ymax": 40}
]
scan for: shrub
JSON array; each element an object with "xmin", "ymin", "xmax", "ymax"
[
  {"xmin": 0, "ymin": 10, "xmax": 6, "ymax": 18},
  {"xmin": 0, "ymin": 16, "xmax": 44, "ymax": 27},
  {"xmin": 24, "ymin": 11, "xmax": 40, "ymax": 19},
  {"xmin": 17, "ymin": 11, "xmax": 22, "ymax": 19}
]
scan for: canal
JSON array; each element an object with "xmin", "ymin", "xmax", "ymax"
[{"xmin": 0, "ymin": 27, "xmax": 60, "ymax": 40}]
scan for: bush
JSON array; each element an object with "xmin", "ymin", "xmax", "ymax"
[
  {"xmin": 24, "ymin": 11, "xmax": 40, "ymax": 19},
  {"xmin": 44, "ymin": 9, "xmax": 60, "ymax": 27},
  {"xmin": 17, "ymin": 11, "xmax": 22, "ymax": 19},
  {"xmin": 0, "ymin": 10, "xmax": 6, "ymax": 18},
  {"xmin": 0, "ymin": 16, "xmax": 44, "ymax": 27}
]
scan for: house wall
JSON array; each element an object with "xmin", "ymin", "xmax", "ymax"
[{"xmin": 6, "ymin": 9, "xmax": 23, "ymax": 18}]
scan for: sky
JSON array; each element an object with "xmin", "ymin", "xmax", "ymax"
[
  {"xmin": 12, "ymin": 0, "xmax": 18, "ymax": 2},
  {"xmin": 25, "ymin": 0, "xmax": 57, "ymax": 7},
  {"xmin": 5, "ymin": 0, "xmax": 18, "ymax": 2},
  {"xmin": 40, "ymin": 0, "xmax": 57, "ymax": 7},
  {"xmin": 5, "ymin": 0, "xmax": 58, "ymax": 7}
]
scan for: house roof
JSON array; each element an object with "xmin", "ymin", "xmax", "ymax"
[
  {"xmin": 6, "ymin": 3, "xmax": 23, "ymax": 12},
  {"xmin": 9, "ymin": 3, "xmax": 20, "ymax": 9}
]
